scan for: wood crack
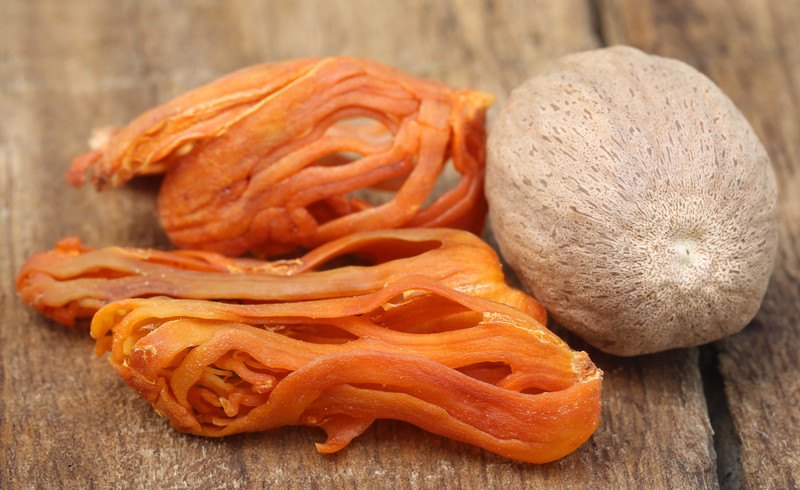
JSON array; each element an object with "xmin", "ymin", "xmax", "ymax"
[
  {"xmin": 700, "ymin": 344, "xmax": 743, "ymax": 489},
  {"xmin": 0, "ymin": 127, "xmax": 14, "ymax": 489},
  {"xmin": 589, "ymin": 0, "xmax": 609, "ymax": 46}
]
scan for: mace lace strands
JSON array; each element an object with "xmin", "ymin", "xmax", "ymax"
[
  {"xmin": 68, "ymin": 57, "xmax": 494, "ymax": 256},
  {"xmin": 16, "ymin": 228, "xmax": 545, "ymax": 326},
  {"xmin": 91, "ymin": 275, "xmax": 602, "ymax": 464}
]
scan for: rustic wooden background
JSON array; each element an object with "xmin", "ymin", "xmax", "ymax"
[{"xmin": 1, "ymin": 1, "xmax": 798, "ymax": 488}]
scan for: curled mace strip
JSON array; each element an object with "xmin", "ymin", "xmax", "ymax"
[
  {"xmin": 68, "ymin": 58, "xmax": 494, "ymax": 256},
  {"xmin": 91, "ymin": 275, "xmax": 602, "ymax": 464},
  {"xmin": 16, "ymin": 228, "xmax": 546, "ymax": 326}
]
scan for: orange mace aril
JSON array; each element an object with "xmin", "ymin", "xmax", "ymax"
[
  {"xmin": 16, "ymin": 228, "xmax": 545, "ymax": 327},
  {"xmin": 68, "ymin": 57, "xmax": 493, "ymax": 256},
  {"xmin": 91, "ymin": 275, "xmax": 602, "ymax": 464}
]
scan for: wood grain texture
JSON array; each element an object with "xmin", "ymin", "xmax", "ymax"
[
  {"xmin": 600, "ymin": 0, "xmax": 800, "ymax": 487},
  {"xmin": 0, "ymin": 0, "xmax": 738, "ymax": 488}
]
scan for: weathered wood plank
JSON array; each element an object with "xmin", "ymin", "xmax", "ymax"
[
  {"xmin": 3, "ymin": 0, "xmax": 717, "ymax": 487},
  {"xmin": 600, "ymin": 0, "xmax": 800, "ymax": 487},
  {"xmin": 0, "ymin": 2, "xmax": 260, "ymax": 489}
]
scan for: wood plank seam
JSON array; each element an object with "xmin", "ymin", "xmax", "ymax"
[
  {"xmin": 699, "ymin": 344, "xmax": 744, "ymax": 488},
  {"xmin": 0, "ymin": 130, "xmax": 16, "ymax": 488}
]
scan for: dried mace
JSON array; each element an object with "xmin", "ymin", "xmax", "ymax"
[{"xmin": 69, "ymin": 58, "xmax": 493, "ymax": 256}]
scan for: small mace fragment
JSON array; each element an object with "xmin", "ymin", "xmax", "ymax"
[{"xmin": 68, "ymin": 57, "xmax": 493, "ymax": 256}]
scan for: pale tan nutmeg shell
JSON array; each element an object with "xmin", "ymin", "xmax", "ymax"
[{"xmin": 486, "ymin": 46, "xmax": 779, "ymax": 356}]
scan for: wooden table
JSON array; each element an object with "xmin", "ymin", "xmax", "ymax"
[{"xmin": 2, "ymin": 1, "xmax": 798, "ymax": 488}]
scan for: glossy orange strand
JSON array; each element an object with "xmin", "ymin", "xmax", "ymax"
[
  {"xmin": 16, "ymin": 229, "xmax": 546, "ymax": 326},
  {"xmin": 91, "ymin": 276, "xmax": 602, "ymax": 464},
  {"xmin": 68, "ymin": 57, "xmax": 494, "ymax": 256}
]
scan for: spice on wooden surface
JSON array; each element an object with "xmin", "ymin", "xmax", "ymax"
[
  {"xmin": 68, "ymin": 57, "xmax": 493, "ymax": 257},
  {"xmin": 91, "ymin": 275, "xmax": 602, "ymax": 464},
  {"xmin": 17, "ymin": 228, "xmax": 544, "ymax": 326}
]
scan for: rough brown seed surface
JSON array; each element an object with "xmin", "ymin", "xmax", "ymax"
[{"xmin": 487, "ymin": 46, "xmax": 779, "ymax": 356}]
